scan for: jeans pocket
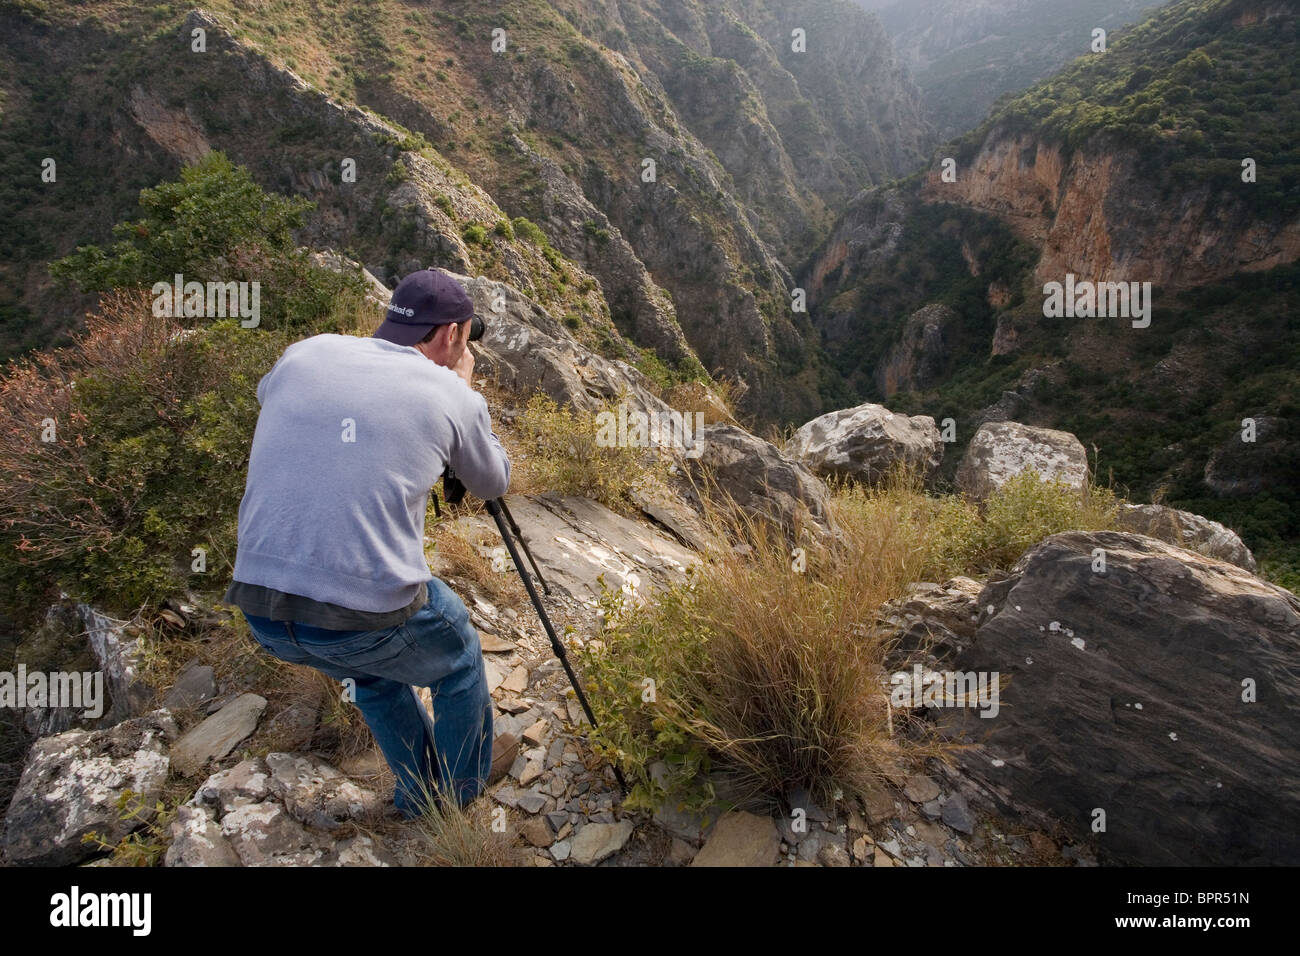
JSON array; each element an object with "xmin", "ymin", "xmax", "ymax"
[{"xmin": 294, "ymin": 623, "xmax": 412, "ymax": 669}]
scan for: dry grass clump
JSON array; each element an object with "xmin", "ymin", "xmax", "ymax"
[{"xmin": 580, "ymin": 483, "xmax": 945, "ymax": 814}]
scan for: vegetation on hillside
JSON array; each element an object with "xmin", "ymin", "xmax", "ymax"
[
  {"xmin": 954, "ymin": 0, "xmax": 1300, "ymax": 217},
  {"xmin": 0, "ymin": 155, "xmax": 373, "ymax": 623}
]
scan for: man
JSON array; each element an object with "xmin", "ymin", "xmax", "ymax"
[{"xmin": 224, "ymin": 268, "xmax": 511, "ymax": 817}]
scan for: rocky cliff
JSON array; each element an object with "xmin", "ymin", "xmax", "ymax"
[{"xmin": 804, "ymin": 0, "xmax": 1300, "ymax": 574}]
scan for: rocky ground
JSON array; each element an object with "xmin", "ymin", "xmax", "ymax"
[{"xmin": 0, "ymin": 486, "xmax": 1085, "ymax": 868}]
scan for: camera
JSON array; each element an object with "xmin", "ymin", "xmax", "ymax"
[{"xmin": 468, "ymin": 313, "xmax": 485, "ymax": 342}]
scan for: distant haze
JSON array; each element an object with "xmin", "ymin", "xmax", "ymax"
[{"xmin": 853, "ymin": 0, "xmax": 1167, "ymax": 140}]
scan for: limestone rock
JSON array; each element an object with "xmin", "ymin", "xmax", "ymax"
[
  {"xmin": 1115, "ymin": 503, "xmax": 1255, "ymax": 571},
  {"xmin": 685, "ymin": 424, "xmax": 834, "ymax": 543},
  {"xmin": 955, "ymin": 421, "xmax": 1088, "ymax": 501},
  {"xmin": 876, "ymin": 304, "xmax": 952, "ymax": 398},
  {"xmin": 690, "ymin": 811, "xmax": 780, "ymax": 867},
  {"xmin": 787, "ymin": 401, "xmax": 943, "ymax": 484},
  {"xmin": 569, "ymin": 820, "xmax": 634, "ymax": 865},
  {"xmin": 3, "ymin": 711, "xmax": 174, "ymax": 866},
  {"xmin": 171, "ymin": 693, "xmax": 266, "ymax": 776},
  {"xmin": 265, "ymin": 752, "xmax": 384, "ymax": 828},
  {"xmin": 165, "ymin": 805, "xmax": 241, "ymax": 867},
  {"xmin": 162, "ymin": 663, "xmax": 217, "ymax": 711},
  {"xmin": 448, "ymin": 494, "xmax": 696, "ymax": 605}
]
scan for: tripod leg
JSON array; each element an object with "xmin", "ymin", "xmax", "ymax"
[
  {"xmin": 484, "ymin": 498, "xmax": 629, "ymax": 795},
  {"xmin": 498, "ymin": 497, "xmax": 550, "ymax": 594}
]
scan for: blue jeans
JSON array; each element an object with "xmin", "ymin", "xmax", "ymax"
[{"xmin": 243, "ymin": 577, "xmax": 493, "ymax": 817}]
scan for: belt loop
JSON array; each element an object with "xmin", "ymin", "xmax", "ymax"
[{"xmin": 285, "ymin": 619, "xmax": 297, "ymax": 645}]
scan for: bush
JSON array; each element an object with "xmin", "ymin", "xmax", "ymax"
[
  {"xmin": 579, "ymin": 466, "xmax": 1127, "ymax": 813},
  {"xmin": 510, "ymin": 217, "xmax": 547, "ymax": 245},
  {"xmin": 0, "ymin": 292, "xmax": 314, "ymax": 619},
  {"xmin": 975, "ymin": 471, "xmax": 1121, "ymax": 569},
  {"xmin": 833, "ymin": 467, "xmax": 1122, "ymax": 580},
  {"xmin": 513, "ymin": 393, "xmax": 652, "ymax": 510},
  {"xmin": 461, "ymin": 223, "xmax": 487, "ymax": 246}
]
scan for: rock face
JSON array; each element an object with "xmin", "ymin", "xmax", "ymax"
[
  {"xmin": 940, "ymin": 531, "xmax": 1300, "ymax": 865},
  {"xmin": 922, "ymin": 125, "xmax": 1300, "ymax": 291},
  {"xmin": 443, "ymin": 494, "xmax": 697, "ymax": 607},
  {"xmin": 3, "ymin": 711, "xmax": 175, "ymax": 866},
  {"xmin": 1115, "ymin": 504, "xmax": 1256, "ymax": 572},
  {"xmin": 20, "ymin": 602, "xmax": 153, "ymax": 736},
  {"xmin": 435, "ymin": 273, "xmax": 671, "ymax": 419},
  {"xmin": 686, "ymin": 424, "xmax": 835, "ymax": 542},
  {"xmin": 876, "ymin": 577, "xmax": 984, "ymax": 664},
  {"xmin": 876, "ymin": 304, "xmax": 952, "ymax": 398},
  {"xmin": 955, "ymin": 421, "xmax": 1088, "ymax": 501},
  {"xmin": 786, "ymin": 401, "xmax": 943, "ymax": 484}
]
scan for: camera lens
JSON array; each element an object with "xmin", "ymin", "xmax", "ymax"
[{"xmin": 469, "ymin": 314, "xmax": 485, "ymax": 341}]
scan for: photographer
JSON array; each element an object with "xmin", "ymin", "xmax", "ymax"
[{"xmin": 223, "ymin": 268, "xmax": 510, "ymax": 817}]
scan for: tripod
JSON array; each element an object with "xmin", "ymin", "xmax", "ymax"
[{"xmin": 440, "ymin": 473, "xmax": 628, "ymax": 795}]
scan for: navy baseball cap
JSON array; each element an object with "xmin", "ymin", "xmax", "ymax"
[{"xmin": 374, "ymin": 268, "xmax": 475, "ymax": 346}]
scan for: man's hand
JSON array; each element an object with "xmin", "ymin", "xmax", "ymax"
[{"xmin": 451, "ymin": 341, "xmax": 474, "ymax": 387}]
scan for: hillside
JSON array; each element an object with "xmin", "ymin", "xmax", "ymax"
[
  {"xmin": 807, "ymin": 0, "xmax": 1300, "ymax": 581},
  {"xmin": 0, "ymin": 0, "xmax": 929, "ymax": 423}
]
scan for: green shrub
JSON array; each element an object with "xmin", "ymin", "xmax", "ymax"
[
  {"xmin": 461, "ymin": 223, "xmax": 487, "ymax": 246},
  {"xmin": 48, "ymin": 151, "xmax": 366, "ymax": 332},
  {"xmin": 975, "ymin": 470, "xmax": 1121, "ymax": 568},
  {"xmin": 510, "ymin": 216, "xmax": 547, "ymax": 245}
]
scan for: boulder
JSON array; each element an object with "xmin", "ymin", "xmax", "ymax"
[
  {"xmin": 164, "ymin": 805, "xmax": 242, "ymax": 867},
  {"xmin": 20, "ymin": 601, "xmax": 152, "ymax": 736},
  {"xmin": 876, "ymin": 577, "xmax": 984, "ymax": 664},
  {"xmin": 1115, "ymin": 503, "xmax": 1255, "ymax": 571},
  {"xmin": 685, "ymin": 424, "xmax": 834, "ymax": 542},
  {"xmin": 175, "ymin": 755, "xmax": 393, "ymax": 867},
  {"xmin": 940, "ymin": 530, "xmax": 1300, "ymax": 865},
  {"xmin": 264, "ymin": 752, "xmax": 385, "ymax": 829},
  {"xmin": 3, "ymin": 711, "xmax": 175, "ymax": 866},
  {"xmin": 955, "ymin": 421, "xmax": 1088, "ymax": 501},
  {"xmin": 786, "ymin": 402, "xmax": 943, "ymax": 485}
]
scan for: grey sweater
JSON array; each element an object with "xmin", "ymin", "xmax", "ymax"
[{"xmin": 228, "ymin": 334, "xmax": 510, "ymax": 614}]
